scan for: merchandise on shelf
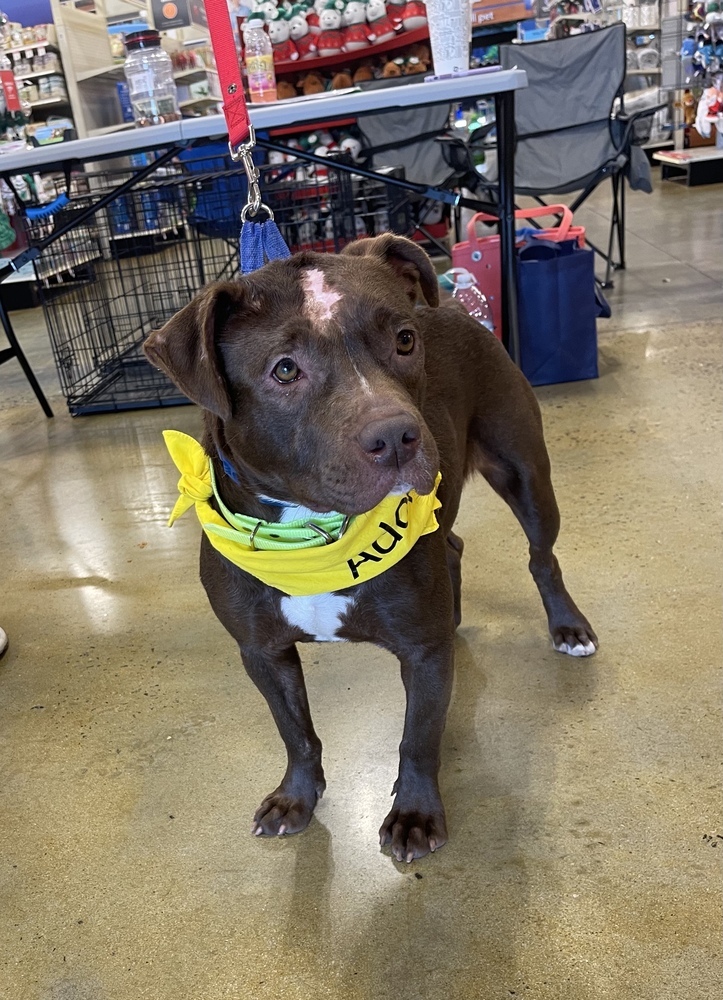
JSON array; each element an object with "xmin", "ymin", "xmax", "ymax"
[
  {"xmin": 242, "ymin": 12, "xmax": 279, "ymax": 102},
  {"xmin": 124, "ymin": 29, "xmax": 181, "ymax": 126}
]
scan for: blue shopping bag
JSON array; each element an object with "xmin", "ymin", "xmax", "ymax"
[{"xmin": 517, "ymin": 238, "xmax": 607, "ymax": 387}]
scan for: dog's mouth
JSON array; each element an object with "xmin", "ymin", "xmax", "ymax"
[{"xmin": 327, "ymin": 460, "xmax": 438, "ymax": 517}]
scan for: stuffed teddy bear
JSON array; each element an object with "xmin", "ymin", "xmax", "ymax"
[
  {"xmin": 331, "ymin": 70, "xmax": 354, "ymax": 88},
  {"xmin": 288, "ymin": 5, "xmax": 318, "ymax": 58},
  {"xmin": 276, "ymin": 78, "xmax": 298, "ymax": 99},
  {"xmin": 342, "ymin": 0, "xmax": 374, "ymax": 50},
  {"xmin": 382, "ymin": 58, "xmax": 402, "ymax": 76},
  {"xmin": 317, "ymin": 0, "xmax": 345, "ymax": 56},
  {"xmin": 366, "ymin": 0, "xmax": 397, "ymax": 43},
  {"xmin": 298, "ymin": 69, "xmax": 326, "ymax": 94},
  {"xmin": 268, "ymin": 9, "xmax": 299, "ymax": 61},
  {"xmin": 352, "ymin": 61, "xmax": 375, "ymax": 82},
  {"xmin": 402, "ymin": 54, "xmax": 424, "ymax": 74}
]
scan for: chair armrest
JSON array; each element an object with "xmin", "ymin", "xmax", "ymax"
[{"xmin": 614, "ymin": 102, "xmax": 668, "ymax": 149}]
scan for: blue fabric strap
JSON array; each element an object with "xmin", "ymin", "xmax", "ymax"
[
  {"xmin": 217, "ymin": 447, "xmax": 241, "ymax": 485},
  {"xmin": 240, "ymin": 219, "xmax": 291, "ymax": 274}
]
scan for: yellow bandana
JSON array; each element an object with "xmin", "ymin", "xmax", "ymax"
[{"xmin": 163, "ymin": 430, "xmax": 442, "ymax": 597}]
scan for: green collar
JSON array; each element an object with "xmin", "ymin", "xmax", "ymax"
[{"xmin": 210, "ymin": 462, "xmax": 351, "ymax": 551}]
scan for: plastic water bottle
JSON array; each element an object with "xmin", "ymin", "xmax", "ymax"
[
  {"xmin": 242, "ymin": 14, "xmax": 277, "ymax": 104},
  {"xmin": 447, "ymin": 268, "xmax": 495, "ymax": 334}
]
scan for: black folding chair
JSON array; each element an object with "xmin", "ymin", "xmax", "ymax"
[{"xmin": 488, "ymin": 24, "xmax": 663, "ymax": 287}]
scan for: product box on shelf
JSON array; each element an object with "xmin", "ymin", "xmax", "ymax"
[{"xmin": 471, "ymin": 0, "xmax": 532, "ymax": 26}]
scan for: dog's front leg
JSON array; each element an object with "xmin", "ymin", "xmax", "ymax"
[
  {"xmin": 240, "ymin": 643, "xmax": 326, "ymax": 837},
  {"xmin": 380, "ymin": 635, "xmax": 454, "ymax": 863}
]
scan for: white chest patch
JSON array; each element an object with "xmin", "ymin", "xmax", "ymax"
[
  {"xmin": 302, "ymin": 268, "xmax": 342, "ymax": 328},
  {"xmin": 280, "ymin": 592, "xmax": 353, "ymax": 642}
]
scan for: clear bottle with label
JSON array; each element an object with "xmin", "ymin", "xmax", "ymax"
[
  {"xmin": 447, "ymin": 268, "xmax": 495, "ymax": 334},
  {"xmin": 123, "ymin": 29, "xmax": 180, "ymax": 127},
  {"xmin": 242, "ymin": 14, "xmax": 277, "ymax": 104}
]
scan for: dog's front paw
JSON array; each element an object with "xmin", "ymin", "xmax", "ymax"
[
  {"xmin": 552, "ymin": 623, "xmax": 598, "ymax": 657},
  {"xmin": 379, "ymin": 800, "xmax": 448, "ymax": 863},
  {"xmin": 251, "ymin": 784, "xmax": 322, "ymax": 838}
]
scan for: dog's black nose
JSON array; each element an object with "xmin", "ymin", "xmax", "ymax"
[{"xmin": 357, "ymin": 414, "xmax": 420, "ymax": 468}]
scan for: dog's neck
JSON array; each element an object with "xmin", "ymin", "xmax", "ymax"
[{"xmin": 204, "ymin": 424, "xmax": 336, "ymax": 524}]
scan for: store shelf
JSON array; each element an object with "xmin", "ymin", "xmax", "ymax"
[
  {"xmin": 36, "ymin": 249, "xmax": 103, "ymax": 281},
  {"xmin": 627, "ymin": 68, "xmax": 662, "ymax": 75},
  {"xmin": 2, "ymin": 41, "xmax": 59, "ymax": 56},
  {"xmin": 274, "ymin": 25, "xmax": 430, "ymax": 75},
  {"xmin": 16, "ymin": 69, "xmax": 64, "ymax": 81},
  {"xmin": 179, "ymin": 97, "xmax": 221, "ymax": 109},
  {"xmin": 77, "ymin": 63, "xmax": 126, "ymax": 82},
  {"xmin": 174, "ymin": 67, "xmax": 215, "ymax": 83},
  {"xmin": 29, "ymin": 96, "xmax": 71, "ymax": 108},
  {"xmin": 625, "ymin": 21, "xmax": 660, "ymax": 32}
]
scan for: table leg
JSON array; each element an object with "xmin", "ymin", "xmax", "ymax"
[{"xmin": 494, "ymin": 90, "xmax": 520, "ymax": 365}]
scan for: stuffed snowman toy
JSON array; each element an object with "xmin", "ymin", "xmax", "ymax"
[
  {"xmin": 342, "ymin": 0, "xmax": 374, "ymax": 50},
  {"xmin": 317, "ymin": 0, "xmax": 345, "ymax": 56},
  {"xmin": 268, "ymin": 9, "xmax": 299, "ymax": 60},
  {"xmin": 288, "ymin": 5, "xmax": 318, "ymax": 57},
  {"xmin": 366, "ymin": 0, "xmax": 397, "ymax": 42}
]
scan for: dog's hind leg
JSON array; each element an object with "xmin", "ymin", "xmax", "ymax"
[{"xmin": 469, "ymin": 381, "xmax": 597, "ymax": 656}]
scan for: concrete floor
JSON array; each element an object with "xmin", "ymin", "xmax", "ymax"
[{"xmin": 0, "ymin": 175, "xmax": 721, "ymax": 1000}]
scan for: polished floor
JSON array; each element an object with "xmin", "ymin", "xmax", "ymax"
[{"xmin": 1, "ymin": 176, "xmax": 721, "ymax": 1000}]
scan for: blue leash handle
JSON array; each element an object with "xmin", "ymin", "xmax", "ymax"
[{"xmin": 240, "ymin": 219, "xmax": 291, "ymax": 273}]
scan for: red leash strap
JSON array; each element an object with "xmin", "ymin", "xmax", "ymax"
[{"xmin": 204, "ymin": 0, "xmax": 251, "ymax": 152}]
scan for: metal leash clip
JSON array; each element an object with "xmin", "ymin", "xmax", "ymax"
[{"xmin": 230, "ymin": 124, "xmax": 274, "ymax": 222}]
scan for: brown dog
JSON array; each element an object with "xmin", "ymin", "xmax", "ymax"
[{"xmin": 144, "ymin": 234, "xmax": 597, "ymax": 863}]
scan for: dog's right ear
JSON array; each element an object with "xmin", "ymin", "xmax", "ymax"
[{"xmin": 143, "ymin": 281, "xmax": 245, "ymax": 420}]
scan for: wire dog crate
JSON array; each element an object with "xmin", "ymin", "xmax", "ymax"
[{"xmin": 25, "ymin": 147, "xmax": 412, "ymax": 415}]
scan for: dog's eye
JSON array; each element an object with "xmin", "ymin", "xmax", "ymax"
[
  {"xmin": 272, "ymin": 358, "xmax": 301, "ymax": 383},
  {"xmin": 396, "ymin": 330, "xmax": 415, "ymax": 355}
]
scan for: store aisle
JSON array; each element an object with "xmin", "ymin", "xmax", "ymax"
[{"xmin": 0, "ymin": 179, "xmax": 721, "ymax": 1000}]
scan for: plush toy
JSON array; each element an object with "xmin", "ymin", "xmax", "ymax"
[
  {"xmin": 352, "ymin": 61, "xmax": 375, "ymax": 82},
  {"xmin": 288, "ymin": 5, "xmax": 318, "ymax": 57},
  {"xmin": 382, "ymin": 58, "xmax": 402, "ymax": 76},
  {"xmin": 407, "ymin": 40, "xmax": 431, "ymax": 63},
  {"xmin": 276, "ymin": 78, "xmax": 298, "ymax": 98},
  {"xmin": 403, "ymin": 55, "xmax": 424, "ymax": 74},
  {"xmin": 317, "ymin": 0, "xmax": 345, "ymax": 56},
  {"xmin": 298, "ymin": 69, "xmax": 326, "ymax": 93},
  {"xmin": 253, "ymin": 0, "xmax": 279, "ymax": 18},
  {"xmin": 386, "ymin": 0, "xmax": 406, "ymax": 27},
  {"xmin": 401, "ymin": 0, "xmax": 427, "ymax": 30},
  {"xmin": 342, "ymin": 0, "xmax": 374, "ymax": 49},
  {"xmin": 366, "ymin": 0, "xmax": 397, "ymax": 42},
  {"xmin": 268, "ymin": 9, "xmax": 299, "ymax": 60},
  {"xmin": 682, "ymin": 88, "xmax": 697, "ymax": 126},
  {"xmin": 331, "ymin": 70, "xmax": 353, "ymax": 88},
  {"xmin": 339, "ymin": 134, "xmax": 362, "ymax": 159},
  {"xmin": 695, "ymin": 79, "xmax": 723, "ymax": 136}
]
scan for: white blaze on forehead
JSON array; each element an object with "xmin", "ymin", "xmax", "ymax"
[{"xmin": 302, "ymin": 267, "xmax": 342, "ymax": 327}]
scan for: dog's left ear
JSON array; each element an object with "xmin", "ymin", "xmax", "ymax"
[
  {"xmin": 342, "ymin": 234, "xmax": 439, "ymax": 308},
  {"xmin": 144, "ymin": 281, "xmax": 245, "ymax": 420}
]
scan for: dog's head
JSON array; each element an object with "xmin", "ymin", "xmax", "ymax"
[{"xmin": 144, "ymin": 234, "xmax": 441, "ymax": 515}]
